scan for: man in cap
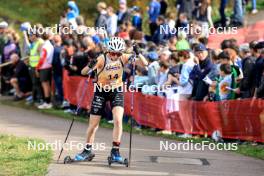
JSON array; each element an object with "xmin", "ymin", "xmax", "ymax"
[{"xmin": 190, "ymin": 43, "xmax": 213, "ymax": 101}]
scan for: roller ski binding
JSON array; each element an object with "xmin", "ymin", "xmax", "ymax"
[
  {"xmin": 64, "ymin": 148, "xmax": 95, "ymax": 164},
  {"xmin": 107, "ymin": 148, "xmax": 128, "ymax": 167}
]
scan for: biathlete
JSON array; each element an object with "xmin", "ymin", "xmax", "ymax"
[{"xmin": 74, "ymin": 37, "xmax": 148, "ymax": 163}]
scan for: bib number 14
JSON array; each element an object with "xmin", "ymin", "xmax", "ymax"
[{"xmin": 108, "ymin": 74, "xmax": 119, "ymax": 80}]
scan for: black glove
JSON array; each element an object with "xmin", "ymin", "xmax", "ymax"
[
  {"xmin": 88, "ymin": 59, "xmax": 97, "ymax": 69},
  {"xmin": 133, "ymin": 44, "xmax": 140, "ymax": 55}
]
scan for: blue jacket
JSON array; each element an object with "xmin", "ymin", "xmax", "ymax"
[
  {"xmin": 190, "ymin": 57, "xmax": 214, "ymax": 101},
  {"xmin": 132, "ymin": 15, "xmax": 142, "ymax": 31},
  {"xmin": 67, "ymin": 1, "xmax": 79, "ymax": 20},
  {"xmin": 148, "ymin": 0, "xmax": 160, "ymax": 23}
]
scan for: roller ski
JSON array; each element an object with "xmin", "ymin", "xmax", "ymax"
[
  {"xmin": 64, "ymin": 148, "xmax": 95, "ymax": 164},
  {"xmin": 107, "ymin": 147, "xmax": 128, "ymax": 167}
]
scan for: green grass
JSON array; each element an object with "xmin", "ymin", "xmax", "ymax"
[
  {"xmin": 0, "ymin": 99, "xmax": 263, "ymax": 160},
  {"xmin": 0, "ymin": 134, "xmax": 53, "ymax": 176},
  {"xmin": 235, "ymin": 143, "xmax": 264, "ymax": 160}
]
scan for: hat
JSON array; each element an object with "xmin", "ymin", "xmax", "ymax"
[
  {"xmin": 194, "ymin": 43, "xmax": 207, "ymax": 52},
  {"xmin": 0, "ymin": 21, "xmax": 8, "ymax": 29},
  {"xmin": 254, "ymin": 41, "xmax": 264, "ymax": 50},
  {"xmin": 20, "ymin": 22, "xmax": 31, "ymax": 31},
  {"xmin": 239, "ymin": 44, "xmax": 250, "ymax": 53},
  {"xmin": 147, "ymin": 51, "xmax": 159, "ymax": 61},
  {"xmin": 132, "ymin": 6, "xmax": 139, "ymax": 11}
]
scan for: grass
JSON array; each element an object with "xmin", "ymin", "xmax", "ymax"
[
  {"xmin": 0, "ymin": 134, "xmax": 53, "ymax": 176},
  {"xmin": 235, "ymin": 143, "xmax": 264, "ymax": 160},
  {"xmin": 0, "ymin": 98, "xmax": 263, "ymax": 160}
]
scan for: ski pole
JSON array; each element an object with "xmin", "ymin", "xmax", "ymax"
[
  {"xmin": 57, "ymin": 75, "xmax": 91, "ymax": 163},
  {"xmin": 128, "ymin": 53, "xmax": 136, "ymax": 167}
]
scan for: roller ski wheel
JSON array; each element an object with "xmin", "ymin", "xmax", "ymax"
[
  {"xmin": 107, "ymin": 155, "xmax": 129, "ymax": 167},
  {"xmin": 64, "ymin": 156, "xmax": 74, "ymax": 164},
  {"xmin": 108, "ymin": 156, "xmax": 112, "ymax": 166},
  {"xmin": 124, "ymin": 158, "xmax": 129, "ymax": 167},
  {"xmin": 63, "ymin": 153, "xmax": 95, "ymax": 164}
]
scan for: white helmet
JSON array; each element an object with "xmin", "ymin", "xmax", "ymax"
[{"xmin": 107, "ymin": 37, "xmax": 125, "ymax": 52}]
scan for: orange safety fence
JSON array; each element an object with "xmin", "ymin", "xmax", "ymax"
[{"xmin": 63, "ymin": 71, "xmax": 264, "ymax": 143}]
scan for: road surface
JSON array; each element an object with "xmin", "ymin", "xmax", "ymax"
[{"xmin": 0, "ymin": 100, "xmax": 263, "ymax": 176}]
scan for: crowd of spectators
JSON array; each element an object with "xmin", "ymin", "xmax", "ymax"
[{"xmin": 0, "ymin": 0, "xmax": 263, "ymax": 134}]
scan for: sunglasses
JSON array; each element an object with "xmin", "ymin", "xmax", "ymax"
[{"xmin": 109, "ymin": 52, "xmax": 122, "ymax": 57}]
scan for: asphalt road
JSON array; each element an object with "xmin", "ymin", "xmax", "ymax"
[{"xmin": 0, "ymin": 101, "xmax": 263, "ymax": 176}]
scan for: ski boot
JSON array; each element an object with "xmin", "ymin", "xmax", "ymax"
[
  {"xmin": 107, "ymin": 148, "xmax": 128, "ymax": 167},
  {"xmin": 64, "ymin": 148, "xmax": 95, "ymax": 164}
]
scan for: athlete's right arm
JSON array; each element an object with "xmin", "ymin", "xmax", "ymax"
[{"xmin": 81, "ymin": 55, "xmax": 104, "ymax": 76}]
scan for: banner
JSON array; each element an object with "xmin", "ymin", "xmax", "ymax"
[{"xmin": 63, "ymin": 71, "xmax": 264, "ymax": 142}]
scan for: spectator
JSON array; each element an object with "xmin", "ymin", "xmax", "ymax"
[
  {"xmin": 52, "ymin": 35, "xmax": 64, "ymax": 104},
  {"xmin": 116, "ymin": 0, "xmax": 130, "ymax": 26},
  {"xmin": 70, "ymin": 40, "xmax": 89, "ymax": 76},
  {"xmin": 0, "ymin": 21, "xmax": 8, "ymax": 60},
  {"xmin": 152, "ymin": 16, "xmax": 169, "ymax": 45},
  {"xmin": 215, "ymin": 64, "xmax": 233, "ymax": 101},
  {"xmin": 165, "ymin": 53, "xmax": 182, "ymax": 87},
  {"xmin": 1, "ymin": 31, "xmax": 19, "ymax": 95},
  {"xmin": 134, "ymin": 51, "xmax": 159, "ymax": 87},
  {"xmin": 218, "ymin": 51, "xmax": 241, "ymax": 99},
  {"xmin": 176, "ymin": 13, "xmax": 189, "ymax": 30},
  {"xmin": 168, "ymin": 36, "xmax": 177, "ymax": 52},
  {"xmin": 95, "ymin": 2, "xmax": 108, "ymax": 28},
  {"xmin": 163, "ymin": 52, "xmax": 181, "ymax": 99},
  {"xmin": 176, "ymin": 31, "xmax": 190, "ymax": 51},
  {"xmin": 148, "ymin": 0, "xmax": 161, "ymax": 36},
  {"xmin": 251, "ymin": 0, "xmax": 258, "ymax": 14},
  {"xmin": 167, "ymin": 12, "xmax": 176, "ymax": 30},
  {"xmin": 36, "ymin": 31, "xmax": 54, "ymax": 109},
  {"xmin": 249, "ymin": 40, "xmax": 258, "ymax": 59},
  {"xmin": 231, "ymin": 0, "xmax": 244, "ymax": 27},
  {"xmin": 176, "ymin": 0, "xmax": 194, "ymax": 20},
  {"xmin": 253, "ymin": 41, "xmax": 264, "ymax": 99},
  {"xmin": 238, "ymin": 44, "xmax": 255, "ymax": 98},
  {"xmin": 118, "ymin": 24, "xmax": 130, "ymax": 40},
  {"xmin": 178, "ymin": 50, "xmax": 195, "ymax": 99},
  {"xmin": 106, "ymin": 6, "xmax": 118, "ymax": 36},
  {"xmin": 145, "ymin": 51, "xmax": 159, "ymax": 85},
  {"xmin": 219, "ymin": 0, "xmax": 228, "ymax": 27},
  {"xmin": 159, "ymin": 0, "xmax": 168, "ymax": 16},
  {"xmin": 159, "ymin": 48, "xmax": 171, "ymax": 62},
  {"xmin": 131, "ymin": 6, "xmax": 142, "ymax": 31},
  {"xmin": 156, "ymin": 61, "xmax": 170, "ymax": 96},
  {"xmin": 224, "ymin": 44, "xmax": 243, "ymax": 81},
  {"xmin": 67, "ymin": 1, "xmax": 80, "ymax": 29},
  {"xmin": 190, "ymin": 43, "xmax": 213, "ymax": 101},
  {"xmin": 10, "ymin": 53, "xmax": 32, "ymax": 101},
  {"xmin": 27, "ymin": 31, "xmax": 44, "ymax": 104},
  {"xmin": 193, "ymin": 0, "xmax": 214, "ymax": 37}
]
